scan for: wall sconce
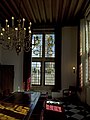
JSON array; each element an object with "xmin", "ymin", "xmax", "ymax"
[{"xmin": 73, "ymin": 66, "xmax": 75, "ymax": 73}]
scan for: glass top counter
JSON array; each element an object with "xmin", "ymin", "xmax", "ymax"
[{"xmin": 0, "ymin": 91, "xmax": 40, "ymax": 120}]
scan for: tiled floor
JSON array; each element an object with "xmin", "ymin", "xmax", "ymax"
[{"xmin": 60, "ymin": 99, "xmax": 90, "ymax": 120}]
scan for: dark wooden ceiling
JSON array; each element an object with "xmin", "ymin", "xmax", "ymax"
[{"xmin": 0, "ymin": 0, "xmax": 90, "ymax": 26}]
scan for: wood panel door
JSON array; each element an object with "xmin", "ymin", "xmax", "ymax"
[{"xmin": 0, "ymin": 65, "xmax": 14, "ymax": 94}]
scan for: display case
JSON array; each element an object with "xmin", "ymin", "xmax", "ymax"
[
  {"xmin": 41, "ymin": 99, "xmax": 67, "ymax": 120},
  {"xmin": 0, "ymin": 91, "xmax": 40, "ymax": 120}
]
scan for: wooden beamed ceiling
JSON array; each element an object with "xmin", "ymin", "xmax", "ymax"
[{"xmin": 0, "ymin": 0, "xmax": 90, "ymax": 26}]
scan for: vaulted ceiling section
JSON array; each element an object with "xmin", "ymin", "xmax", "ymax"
[{"xmin": 0, "ymin": 0, "xmax": 90, "ymax": 26}]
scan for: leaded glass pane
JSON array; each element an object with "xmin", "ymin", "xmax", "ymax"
[
  {"xmin": 45, "ymin": 34, "xmax": 55, "ymax": 57},
  {"xmin": 32, "ymin": 34, "xmax": 42, "ymax": 57},
  {"xmin": 31, "ymin": 62, "xmax": 41, "ymax": 85},
  {"xmin": 45, "ymin": 62, "xmax": 55, "ymax": 85}
]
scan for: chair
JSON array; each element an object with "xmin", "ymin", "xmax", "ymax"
[{"xmin": 63, "ymin": 86, "xmax": 77, "ymax": 103}]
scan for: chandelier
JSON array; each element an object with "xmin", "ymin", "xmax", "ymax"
[{"xmin": 0, "ymin": 17, "xmax": 32, "ymax": 55}]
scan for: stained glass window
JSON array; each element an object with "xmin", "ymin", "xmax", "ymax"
[
  {"xmin": 32, "ymin": 34, "xmax": 42, "ymax": 57},
  {"xmin": 31, "ymin": 62, "xmax": 41, "ymax": 85},
  {"xmin": 45, "ymin": 62, "xmax": 55, "ymax": 85},
  {"xmin": 31, "ymin": 33, "xmax": 55, "ymax": 86},
  {"xmin": 45, "ymin": 34, "xmax": 55, "ymax": 57}
]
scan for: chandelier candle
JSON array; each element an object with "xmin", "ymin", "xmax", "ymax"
[{"xmin": 12, "ymin": 17, "xmax": 14, "ymax": 26}]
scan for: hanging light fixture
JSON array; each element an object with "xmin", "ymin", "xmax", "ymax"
[
  {"xmin": 0, "ymin": 0, "xmax": 32, "ymax": 55},
  {"xmin": 0, "ymin": 17, "xmax": 32, "ymax": 55}
]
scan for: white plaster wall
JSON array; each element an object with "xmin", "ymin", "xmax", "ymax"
[
  {"xmin": 61, "ymin": 27, "xmax": 77, "ymax": 89},
  {"xmin": 1, "ymin": 49, "xmax": 23, "ymax": 92}
]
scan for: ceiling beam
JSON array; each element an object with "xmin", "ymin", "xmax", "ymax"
[
  {"xmin": 49, "ymin": 0, "xmax": 52, "ymax": 23},
  {"xmin": 37, "ymin": 0, "xmax": 46, "ymax": 23},
  {"xmin": 42, "ymin": 0, "xmax": 47, "ymax": 22},
  {"xmin": 61, "ymin": 0, "xmax": 67, "ymax": 22},
  {"xmin": 67, "ymin": 0, "xmax": 78, "ymax": 23},
  {"xmin": 79, "ymin": 0, "xmax": 90, "ymax": 18},
  {"xmin": 3, "ymin": 0, "xmax": 17, "ymax": 18},
  {"xmin": 36, "ymin": 0, "xmax": 42, "ymax": 22},
  {"xmin": 58, "ymin": 0, "xmax": 63, "ymax": 23},
  {"xmin": 55, "ymin": 0, "xmax": 60, "ymax": 22},
  {"xmin": 21, "ymin": 0, "xmax": 31, "ymax": 21},
  {"xmin": 0, "ymin": 2, "xmax": 11, "ymax": 19},
  {"xmin": 33, "ymin": 0, "xmax": 41, "ymax": 23},
  {"xmin": 74, "ymin": 0, "xmax": 84, "ymax": 17},
  {"xmin": 26, "ymin": 0, "xmax": 36, "ymax": 23},
  {"xmin": 43, "ymin": 0, "xmax": 50, "ymax": 22}
]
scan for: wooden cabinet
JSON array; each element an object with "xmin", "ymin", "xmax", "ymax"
[{"xmin": 0, "ymin": 65, "xmax": 14, "ymax": 94}]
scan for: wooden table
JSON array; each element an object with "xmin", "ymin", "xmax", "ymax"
[{"xmin": 0, "ymin": 91, "xmax": 40, "ymax": 120}]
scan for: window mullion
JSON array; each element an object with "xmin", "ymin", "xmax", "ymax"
[{"xmin": 42, "ymin": 34, "xmax": 45, "ymax": 86}]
